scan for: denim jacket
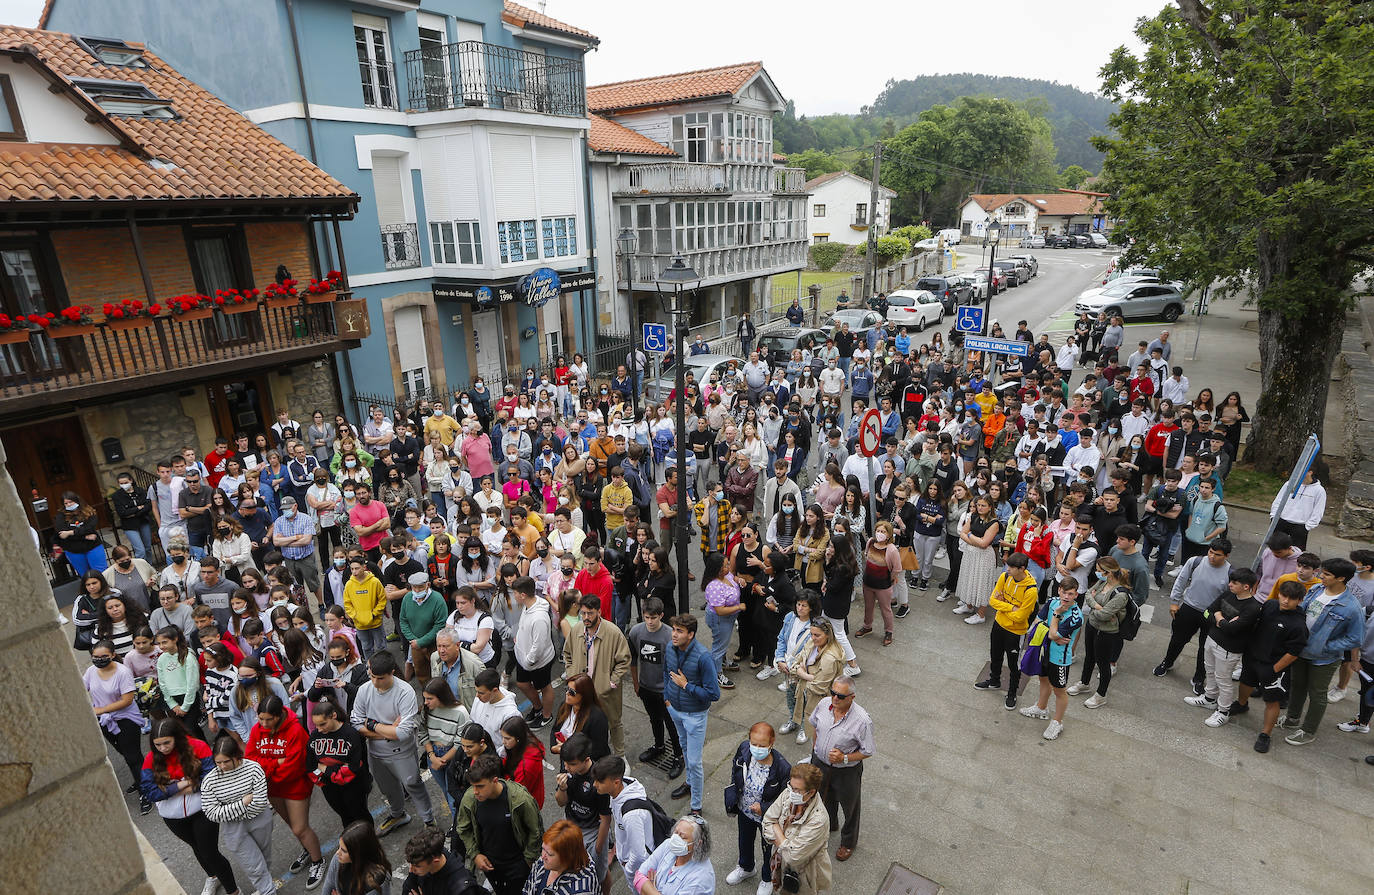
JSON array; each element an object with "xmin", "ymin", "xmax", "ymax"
[{"xmin": 1299, "ymin": 586, "xmax": 1363, "ymax": 664}]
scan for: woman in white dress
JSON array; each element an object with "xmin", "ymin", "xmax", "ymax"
[{"xmin": 954, "ymin": 494, "xmax": 1001, "ymax": 624}]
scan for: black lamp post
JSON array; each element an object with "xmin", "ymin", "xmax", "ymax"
[
  {"xmin": 616, "ymin": 227, "xmax": 640, "ymax": 418},
  {"xmin": 656, "ymin": 255, "xmax": 699, "ymax": 605},
  {"xmin": 982, "ymin": 220, "xmax": 1002, "ymax": 336}
]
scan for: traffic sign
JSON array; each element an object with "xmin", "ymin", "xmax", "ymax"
[
  {"xmin": 955, "ymin": 305, "xmax": 984, "ymax": 333},
  {"xmin": 857, "ymin": 408, "xmax": 883, "ymax": 457},
  {"xmin": 962, "ymin": 335, "xmax": 1029, "ymax": 357},
  {"xmin": 642, "ymin": 322, "xmax": 668, "ymax": 353}
]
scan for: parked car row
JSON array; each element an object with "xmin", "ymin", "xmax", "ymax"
[{"xmin": 1039, "ymin": 232, "xmax": 1111, "ymax": 249}]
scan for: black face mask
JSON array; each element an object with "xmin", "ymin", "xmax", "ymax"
[
  {"xmin": 536, "ymin": 547, "xmax": 549, "ymax": 558},
  {"xmin": 331, "ymin": 657, "xmax": 347, "ymax": 668},
  {"xmin": 91, "ymin": 655, "xmax": 113, "ymax": 668}
]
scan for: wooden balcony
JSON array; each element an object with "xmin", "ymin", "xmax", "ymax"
[
  {"xmin": 611, "ymin": 163, "xmax": 729, "ymax": 196},
  {"xmin": 0, "ymin": 300, "xmax": 367, "ymax": 416}
]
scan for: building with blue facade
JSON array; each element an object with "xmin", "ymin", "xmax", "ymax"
[{"xmin": 42, "ymin": 0, "xmax": 601, "ymax": 409}]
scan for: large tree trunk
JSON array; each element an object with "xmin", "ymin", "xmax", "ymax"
[{"xmin": 1245, "ymin": 233, "xmax": 1347, "ymax": 473}]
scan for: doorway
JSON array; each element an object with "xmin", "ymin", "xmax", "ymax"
[
  {"xmin": 206, "ymin": 376, "xmax": 272, "ymax": 441},
  {"xmin": 3, "ymin": 416, "xmax": 104, "ymax": 532},
  {"xmin": 471, "ymin": 307, "xmax": 505, "ymax": 384}
]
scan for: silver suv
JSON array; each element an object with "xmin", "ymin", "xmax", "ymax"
[{"xmin": 1075, "ymin": 282, "xmax": 1187, "ymax": 322}]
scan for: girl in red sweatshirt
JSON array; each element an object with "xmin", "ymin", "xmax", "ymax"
[
  {"xmin": 245, "ymin": 695, "xmax": 325, "ymax": 885},
  {"xmin": 499, "ymin": 714, "xmax": 547, "ymax": 807}
]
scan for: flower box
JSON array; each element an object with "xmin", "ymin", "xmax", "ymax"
[
  {"xmin": 105, "ymin": 315, "xmax": 154, "ymax": 331},
  {"xmin": 0, "ymin": 329, "xmax": 31, "ymax": 344},
  {"xmin": 220, "ymin": 301, "xmax": 259, "ymax": 315},
  {"xmin": 173, "ymin": 308, "xmax": 215, "ymax": 322},
  {"xmin": 50, "ymin": 323, "xmax": 98, "ymax": 338},
  {"xmin": 304, "ymin": 289, "xmax": 337, "ymax": 305},
  {"xmin": 265, "ymin": 294, "xmax": 301, "ymax": 309}
]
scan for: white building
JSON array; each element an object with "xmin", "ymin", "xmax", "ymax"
[
  {"xmin": 586, "ymin": 62, "xmax": 809, "ymax": 339},
  {"xmin": 804, "ymin": 171, "xmax": 896, "ymax": 246},
  {"xmin": 959, "ymin": 190, "xmax": 1109, "ymax": 240}
]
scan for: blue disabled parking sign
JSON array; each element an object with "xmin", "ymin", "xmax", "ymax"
[
  {"xmin": 642, "ymin": 322, "xmax": 669, "ymax": 353},
  {"xmin": 955, "ymin": 305, "xmax": 984, "ymax": 333}
]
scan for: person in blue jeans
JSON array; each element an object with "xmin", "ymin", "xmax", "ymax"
[
  {"xmin": 1279, "ymin": 558, "xmax": 1365, "ymax": 746},
  {"xmin": 664, "ymin": 612, "xmax": 721, "ymax": 811},
  {"xmin": 703, "ymin": 552, "xmax": 745, "ymax": 688}
]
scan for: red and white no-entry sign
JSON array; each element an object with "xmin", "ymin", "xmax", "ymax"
[{"xmin": 857, "ymin": 408, "xmax": 883, "ymax": 457}]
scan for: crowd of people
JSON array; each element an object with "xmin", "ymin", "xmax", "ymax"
[{"xmin": 62, "ymin": 310, "xmax": 1368, "ymax": 895}]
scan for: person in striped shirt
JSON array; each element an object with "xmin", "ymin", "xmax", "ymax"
[{"xmin": 201, "ymin": 737, "xmax": 275, "ymax": 895}]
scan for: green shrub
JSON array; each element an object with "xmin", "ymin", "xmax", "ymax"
[
  {"xmin": 891, "ymin": 224, "xmax": 932, "ymax": 245},
  {"xmin": 874, "ymin": 235, "xmax": 911, "ymax": 265},
  {"xmin": 809, "ymin": 242, "xmax": 846, "ymax": 271}
]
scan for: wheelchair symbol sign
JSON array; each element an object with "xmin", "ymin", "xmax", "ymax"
[
  {"xmin": 642, "ymin": 322, "xmax": 669, "ymax": 353},
  {"xmin": 955, "ymin": 305, "xmax": 985, "ymax": 333}
]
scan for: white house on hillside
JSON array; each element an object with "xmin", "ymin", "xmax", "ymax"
[
  {"xmin": 959, "ymin": 190, "xmax": 1109, "ymax": 239},
  {"xmin": 804, "ymin": 171, "xmax": 895, "ymax": 246}
]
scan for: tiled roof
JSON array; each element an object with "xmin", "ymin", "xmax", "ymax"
[
  {"xmin": 589, "ymin": 115, "xmax": 676, "ymax": 156},
  {"xmin": 588, "ymin": 61, "xmax": 763, "ymax": 112},
  {"xmin": 0, "ymin": 28, "xmax": 355, "ymax": 207},
  {"xmin": 501, "ymin": 2, "xmax": 598, "ymax": 44},
  {"xmin": 804, "ymin": 170, "xmax": 896, "ymax": 197},
  {"xmin": 967, "ymin": 191, "xmax": 1104, "ymax": 216}
]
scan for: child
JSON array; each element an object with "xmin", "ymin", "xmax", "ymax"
[
  {"xmin": 201, "ymin": 641, "xmax": 237, "ymax": 741},
  {"xmin": 482, "ymin": 508, "xmax": 507, "ymax": 556},
  {"xmin": 1234, "ymin": 580, "xmax": 1309, "ymax": 753},
  {"xmin": 323, "ymin": 604, "xmax": 359, "ymax": 657},
  {"xmin": 1267, "ymin": 551, "xmax": 1321, "ymax": 602},
  {"xmin": 1020, "ymin": 578, "xmax": 1084, "ymax": 740},
  {"xmin": 124, "ymin": 626, "xmax": 159, "ymax": 682},
  {"xmin": 325, "ymin": 546, "xmax": 349, "ymax": 606},
  {"xmin": 242, "ymin": 617, "xmax": 286, "ymax": 678}
]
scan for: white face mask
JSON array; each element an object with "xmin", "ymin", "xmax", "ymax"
[
  {"xmin": 789, "ymin": 788, "xmax": 806, "ymax": 805},
  {"xmin": 666, "ymin": 834, "xmax": 690, "ymax": 857}
]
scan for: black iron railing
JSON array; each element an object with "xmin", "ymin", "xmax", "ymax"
[{"xmin": 403, "ymin": 40, "xmax": 586, "ymax": 117}]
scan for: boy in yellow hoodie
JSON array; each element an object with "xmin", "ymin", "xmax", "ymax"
[
  {"xmin": 973, "ymin": 552, "xmax": 1039, "ymax": 710},
  {"xmin": 343, "ymin": 557, "xmax": 387, "ymax": 659}
]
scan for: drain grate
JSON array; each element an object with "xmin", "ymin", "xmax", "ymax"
[{"xmin": 877, "ymin": 863, "xmax": 942, "ymax": 895}]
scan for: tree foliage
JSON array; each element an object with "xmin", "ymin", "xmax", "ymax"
[
  {"xmin": 891, "ymin": 225, "xmax": 932, "ymax": 244},
  {"xmin": 1095, "ymin": 0, "xmax": 1374, "ymax": 472},
  {"xmin": 809, "ymin": 242, "xmax": 847, "ymax": 271},
  {"xmin": 787, "ymin": 148, "xmax": 845, "ymax": 182},
  {"xmin": 1060, "ymin": 164, "xmax": 1092, "ymax": 189}
]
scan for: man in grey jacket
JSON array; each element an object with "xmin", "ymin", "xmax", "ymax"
[
  {"xmin": 1152, "ymin": 538, "xmax": 1233, "ymax": 694},
  {"xmin": 512, "ymin": 576, "xmax": 556, "ymax": 729},
  {"xmin": 351, "ymin": 650, "xmax": 434, "ymax": 835}
]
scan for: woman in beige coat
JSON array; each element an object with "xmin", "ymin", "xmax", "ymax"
[
  {"xmin": 763, "ymin": 763, "xmax": 833, "ymax": 895},
  {"xmin": 778, "ymin": 619, "xmax": 844, "ymax": 745}
]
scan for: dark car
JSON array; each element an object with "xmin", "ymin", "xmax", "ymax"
[
  {"xmin": 992, "ymin": 259, "xmax": 1026, "ymax": 287},
  {"xmin": 913, "ymin": 275, "xmax": 972, "ymax": 313},
  {"xmin": 1050, "ymin": 235, "xmax": 1074, "ymax": 248},
  {"xmin": 756, "ymin": 327, "xmax": 829, "ymax": 372}
]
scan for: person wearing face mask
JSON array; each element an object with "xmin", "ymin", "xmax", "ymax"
[
  {"xmin": 634, "ymin": 813, "xmax": 716, "ymax": 895},
  {"xmin": 399, "ymin": 571, "xmax": 447, "ymax": 685},
  {"xmin": 725, "ymin": 722, "xmax": 791, "ymax": 894},
  {"xmin": 103, "ymin": 544, "xmax": 155, "ymax": 613},
  {"xmin": 271, "ymin": 495, "xmax": 322, "ymax": 603},
  {"xmin": 761, "ymin": 762, "xmax": 832, "ymax": 895},
  {"xmin": 110, "ymin": 471, "xmax": 156, "ymax": 560},
  {"xmin": 55, "ymin": 490, "xmax": 109, "ymax": 574}
]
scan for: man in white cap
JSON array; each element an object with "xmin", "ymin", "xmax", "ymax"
[{"xmin": 398, "ymin": 570, "xmax": 447, "ymax": 684}]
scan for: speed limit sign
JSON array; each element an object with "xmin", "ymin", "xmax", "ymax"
[{"xmin": 857, "ymin": 408, "xmax": 883, "ymax": 457}]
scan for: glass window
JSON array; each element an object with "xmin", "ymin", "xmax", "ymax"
[
  {"xmin": 540, "ymin": 217, "xmax": 577, "ymax": 258},
  {"xmin": 497, "ymin": 219, "xmax": 537, "ymax": 263},
  {"xmin": 429, "ymin": 221, "xmax": 456, "ymax": 264},
  {"xmin": 455, "ymin": 221, "xmax": 483, "ymax": 265},
  {"xmin": 354, "ymin": 21, "xmax": 395, "ymax": 109}
]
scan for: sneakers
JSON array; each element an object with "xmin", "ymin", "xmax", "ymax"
[
  {"xmin": 639, "ymin": 745, "xmax": 664, "ymax": 763},
  {"xmin": 1004, "ymin": 692, "xmax": 1017, "ymax": 711},
  {"xmin": 719, "ymin": 674, "xmax": 736, "ymax": 690},
  {"xmin": 1152, "ymin": 662, "xmax": 1170, "ymax": 677},
  {"xmin": 1190, "ymin": 680, "xmax": 1205, "ymax": 697},
  {"xmin": 756, "ymin": 665, "xmax": 780, "ymax": 681},
  {"xmin": 1204, "ymin": 711, "xmax": 1230, "ymax": 728},
  {"xmin": 919, "ymin": 578, "xmax": 931, "ymax": 591},
  {"xmin": 386, "ymin": 632, "xmax": 402, "ymax": 642},
  {"xmin": 200, "ymin": 879, "xmax": 222, "ymax": 895},
  {"xmin": 795, "ymin": 729, "xmax": 808, "ymax": 745},
  {"xmin": 973, "ymin": 678, "xmax": 1001, "ymax": 691},
  {"xmin": 952, "ymin": 602, "xmax": 973, "ymax": 615},
  {"xmin": 936, "ymin": 589, "xmax": 951, "ymax": 603},
  {"xmin": 1328, "ymin": 687, "xmax": 1347, "ymax": 703},
  {"xmin": 139, "ymin": 795, "xmax": 152, "ymax": 815},
  {"xmin": 1084, "ymin": 693, "xmax": 1107, "ymax": 709},
  {"xmin": 1066, "ymin": 682, "xmax": 1089, "ymax": 696},
  {"xmin": 756, "ymin": 880, "xmax": 774, "ymax": 895},
  {"xmin": 847, "ymin": 665, "xmax": 861, "ymax": 677},
  {"xmin": 522, "ymin": 704, "xmax": 541, "ymax": 722},
  {"xmin": 1042, "ymin": 720, "xmax": 1063, "ymax": 740},
  {"xmin": 726, "ymin": 867, "xmax": 758, "ymax": 885},
  {"xmin": 1254, "ymin": 732, "xmax": 1271, "ymax": 753},
  {"xmin": 963, "ymin": 614, "xmax": 986, "ymax": 625},
  {"xmin": 530, "ymin": 711, "xmax": 551, "ymax": 729},
  {"xmin": 1231, "ymin": 667, "xmax": 1242, "ymax": 681},
  {"xmin": 1183, "ymin": 694, "xmax": 1217, "ymax": 709},
  {"xmin": 723, "ymin": 661, "xmax": 741, "ymax": 672},
  {"xmin": 289, "ymin": 848, "xmax": 312, "ymax": 874},
  {"xmin": 1284, "ymin": 730, "xmax": 1316, "ymax": 746},
  {"xmin": 1018, "ymin": 705, "xmax": 1049, "ymax": 720},
  {"xmin": 1337, "ymin": 719, "xmax": 1371, "ymax": 734},
  {"xmin": 377, "ymin": 813, "xmax": 412, "ymax": 836},
  {"xmin": 777, "ymin": 681, "xmax": 789, "ymax": 692},
  {"xmin": 305, "ymin": 860, "xmax": 325, "ymax": 890},
  {"xmin": 1277, "ymin": 716, "xmax": 1302, "ymax": 730},
  {"xmin": 894, "ymin": 604, "xmax": 910, "ymax": 619},
  {"xmin": 778, "ymin": 720, "xmax": 798, "ymax": 735}
]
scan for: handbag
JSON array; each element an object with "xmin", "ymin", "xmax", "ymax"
[{"xmin": 1139, "ymin": 511, "xmax": 1169, "ymax": 544}]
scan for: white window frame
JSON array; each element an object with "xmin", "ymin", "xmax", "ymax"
[
  {"xmin": 456, "ymin": 221, "xmax": 483, "ymax": 265},
  {"xmin": 429, "ymin": 221, "xmax": 456, "ymax": 264},
  {"xmin": 354, "ymin": 14, "xmax": 397, "ymax": 110}
]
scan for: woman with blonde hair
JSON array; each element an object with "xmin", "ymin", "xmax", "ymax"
[
  {"xmin": 778, "ymin": 618, "xmax": 844, "ymax": 745},
  {"xmin": 854, "ymin": 520, "xmax": 901, "ymax": 647}
]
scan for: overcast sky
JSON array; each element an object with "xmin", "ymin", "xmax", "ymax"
[{"xmin": 0, "ymin": 0, "xmax": 1165, "ymax": 114}]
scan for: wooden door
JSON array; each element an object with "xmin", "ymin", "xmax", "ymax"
[
  {"xmin": 2, "ymin": 416, "xmax": 104, "ymax": 532},
  {"xmin": 205, "ymin": 375, "xmax": 274, "ymax": 443}
]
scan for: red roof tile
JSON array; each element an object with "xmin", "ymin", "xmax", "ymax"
[
  {"xmin": 0, "ymin": 27, "xmax": 355, "ymax": 208},
  {"xmin": 967, "ymin": 191, "xmax": 1104, "ymax": 216},
  {"xmin": 588, "ymin": 62, "xmax": 762, "ymax": 113},
  {"xmin": 501, "ymin": 2, "xmax": 598, "ymax": 43},
  {"xmin": 588, "ymin": 115, "xmax": 676, "ymax": 156}
]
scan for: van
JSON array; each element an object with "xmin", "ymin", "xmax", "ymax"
[{"xmin": 937, "ymin": 228, "xmax": 961, "ymax": 246}]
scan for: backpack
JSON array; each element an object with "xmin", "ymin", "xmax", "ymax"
[
  {"xmin": 622, "ymin": 796, "xmax": 675, "ymax": 849},
  {"xmin": 1117, "ymin": 587, "xmax": 1143, "ymax": 641},
  {"xmin": 474, "ymin": 611, "xmax": 503, "ymax": 666}
]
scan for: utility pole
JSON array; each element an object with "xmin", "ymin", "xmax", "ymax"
[{"xmin": 860, "ymin": 141, "xmax": 882, "ymax": 305}]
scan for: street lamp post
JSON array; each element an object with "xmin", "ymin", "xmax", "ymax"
[
  {"xmin": 616, "ymin": 228, "xmax": 641, "ymax": 418},
  {"xmin": 982, "ymin": 221, "xmax": 1002, "ymax": 336},
  {"xmin": 656, "ymin": 256, "xmax": 699, "ymax": 606}
]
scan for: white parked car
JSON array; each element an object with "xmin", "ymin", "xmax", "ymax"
[
  {"xmin": 884, "ymin": 289, "xmax": 945, "ymax": 331},
  {"xmin": 913, "ymin": 237, "xmax": 941, "ymax": 252}
]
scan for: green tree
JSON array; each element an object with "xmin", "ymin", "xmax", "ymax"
[
  {"xmin": 1060, "ymin": 164, "xmax": 1091, "ymax": 189},
  {"xmin": 787, "ymin": 149, "xmax": 845, "ymax": 181},
  {"xmin": 1096, "ymin": 0, "xmax": 1374, "ymax": 472}
]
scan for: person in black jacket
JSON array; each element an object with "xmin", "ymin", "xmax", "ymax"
[
  {"xmin": 1189, "ymin": 567, "xmax": 1263, "ymax": 730},
  {"xmin": 403, "ymin": 826, "xmax": 483, "ymax": 895},
  {"xmin": 112, "ymin": 472, "xmax": 156, "ymax": 561},
  {"xmin": 753, "ymin": 552, "xmax": 798, "ymax": 670},
  {"xmin": 724, "ymin": 722, "xmax": 792, "ymax": 890},
  {"xmin": 308, "ymin": 700, "xmax": 373, "ymax": 828}
]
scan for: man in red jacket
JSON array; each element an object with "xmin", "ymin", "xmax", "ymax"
[
  {"xmin": 1142, "ymin": 409, "xmax": 1179, "ymax": 497},
  {"xmin": 573, "ymin": 545, "xmax": 614, "ymax": 619},
  {"xmin": 203, "ymin": 435, "xmax": 235, "ymax": 488}
]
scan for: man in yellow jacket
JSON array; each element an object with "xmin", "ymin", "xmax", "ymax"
[
  {"xmin": 343, "ymin": 557, "xmax": 387, "ymax": 659},
  {"xmin": 973, "ymin": 552, "xmax": 1039, "ymax": 710}
]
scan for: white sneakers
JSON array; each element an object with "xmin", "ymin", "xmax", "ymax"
[
  {"xmin": 1328, "ymin": 687, "xmax": 1347, "ymax": 703},
  {"xmin": 795, "ymin": 729, "xmax": 808, "ymax": 745},
  {"xmin": 847, "ymin": 665, "xmax": 862, "ymax": 677},
  {"xmin": 1043, "ymin": 720, "xmax": 1063, "ymax": 740},
  {"xmin": 777, "ymin": 681, "xmax": 789, "ymax": 692},
  {"xmin": 1204, "ymin": 711, "xmax": 1230, "ymax": 728},
  {"xmin": 935, "ymin": 590, "xmax": 951, "ymax": 602},
  {"xmin": 1066, "ymin": 682, "xmax": 1089, "ymax": 696},
  {"xmin": 1018, "ymin": 705, "xmax": 1049, "ymax": 720},
  {"xmin": 756, "ymin": 666, "xmax": 779, "ymax": 681},
  {"xmin": 778, "ymin": 720, "xmax": 797, "ymax": 735},
  {"xmin": 1184, "ymin": 694, "xmax": 1217, "ymax": 709},
  {"xmin": 1336, "ymin": 719, "xmax": 1370, "ymax": 734},
  {"xmin": 726, "ymin": 866, "xmax": 757, "ymax": 885},
  {"xmin": 963, "ymin": 614, "xmax": 986, "ymax": 625},
  {"xmin": 200, "ymin": 880, "xmax": 222, "ymax": 895},
  {"xmin": 1084, "ymin": 693, "xmax": 1107, "ymax": 709},
  {"xmin": 756, "ymin": 880, "xmax": 773, "ymax": 895},
  {"xmin": 952, "ymin": 602, "xmax": 972, "ymax": 615}
]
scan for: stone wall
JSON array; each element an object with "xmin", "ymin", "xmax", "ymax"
[
  {"xmin": 1337, "ymin": 301, "xmax": 1374, "ymax": 538},
  {"xmin": 0, "ymin": 439, "xmax": 160, "ymax": 894},
  {"xmin": 81, "ymin": 389, "xmax": 208, "ymax": 486},
  {"xmin": 269, "ymin": 357, "xmax": 342, "ymax": 422}
]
